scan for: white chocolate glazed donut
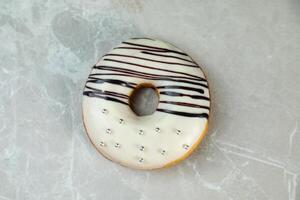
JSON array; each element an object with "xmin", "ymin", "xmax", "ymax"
[{"xmin": 82, "ymin": 38, "xmax": 210, "ymax": 170}]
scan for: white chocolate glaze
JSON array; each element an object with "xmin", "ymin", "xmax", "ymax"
[{"xmin": 82, "ymin": 38, "xmax": 210, "ymax": 170}]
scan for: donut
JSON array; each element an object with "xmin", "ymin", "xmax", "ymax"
[{"xmin": 82, "ymin": 38, "xmax": 210, "ymax": 170}]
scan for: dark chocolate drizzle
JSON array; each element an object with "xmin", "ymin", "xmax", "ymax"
[
  {"xmin": 84, "ymin": 90, "xmax": 209, "ymax": 118},
  {"xmin": 85, "ymin": 85, "xmax": 129, "ymax": 99},
  {"xmin": 102, "ymin": 58, "xmax": 207, "ymax": 82},
  {"xmin": 159, "ymin": 101, "xmax": 210, "ymax": 110},
  {"xmin": 84, "ymin": 39, "xmax": 210, "ymax": 119},
  {"xmin": 156, "ymin": 108, "xmax": 209, "ymax": 118},
  {"xmin": 89, "ymin": 73, "xmax": 206, "ymax": 88},
  {"xmin": 86, "ymin": 77, "xmax": 136, "ymax": 88},
  {"xmin": 104, "ymin": 53, "xmax": 198, "ymax": 68},
  {"xmin": 83, "ymin": 91, "xmax": 129, "ymax": 105},
  {"xmin": 141, "ymin": 51, "xmax": 195, "ymax": 63},
  {"xmin": 156, "ymin": 85, "xmax": 204, "ymax": 94},
  {"xmin": 159, "ymin": 91, "xmax": 210, "ymax": 100},
  {"xmin": 92, "ymin": 65, "xmax": 202, "ymax": 81}
]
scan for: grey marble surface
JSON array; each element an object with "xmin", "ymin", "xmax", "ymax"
[{"xmin": 0, "ymin": 0, "xmax": 300, "ymax": 199}]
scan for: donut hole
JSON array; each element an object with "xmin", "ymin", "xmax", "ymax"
[{"xmin": 129, "ymin": 84, "xmax": 159, "ymax": 116}]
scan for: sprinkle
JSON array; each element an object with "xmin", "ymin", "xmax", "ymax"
[
  {"xmin": 106, "ymin": 129, "xmax": 112, "ymax": 134},
  {"xmin": 182, "ymin": 144, "xmax": 189, "ymax": 150},
  {"xmin": 99, "ymin": 142, "xmax": 105, "ymax": 147},
  {"xmin": 138, "ymin": 130, "xmax": 144, "ymax": 135},
  {"xmin": 139, "ymin": 146, "xmax": 145, "ymax": 151}
]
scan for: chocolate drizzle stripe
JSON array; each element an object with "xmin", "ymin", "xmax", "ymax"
[
  {"xmin": 141, "ymin": 51, "xmax": 195, "ymax": 64},
  {"xmin": 156, "ymin": 85, "xmax": 204, "ymax": 94},
  {"xmin": 85, "ymin": 85, "xmax": 129, "ymax": 99},
  {"xmin": 104, "ymin": 53, "xmax": 198, "ymax": 68},
  {"xmin": 83, "ymin": 91, "xmax": 129, "ymax": 105},
  {"xmin": 116, "ymin": 47, "xmax": 174, "ymax": 54},
  {"xmin": 89, "ymin": 73, "xmax": 206, "ymax": 87},
  {"xmin": 159, "ymin": 101, "xmax": 210, "ymax": 110},
  {"xmin": 159, "ymin": 91, "xmax": 210, "ymax": 100},
  {"xmin": 156, "ymin": 108, "xmax": 209, "ymax": 118},
  {"xmin": 84, "ymin": 39, "xmax": 210, "ymax": 119},
  {"xmin": 102, "ymin": 58, "xmax": 207, "ymax": 81},
  {"xmin": 83, "ymin": 89, "xmax": 209, "ymax": 118},
  {"xmin": 86, "ymin": 77, "xmax": 136, "ymax": 88},
  {"xmin": 87, "ymin": 76, "xmax": 206, "ymax": 94},
  {"xmin": 122, "ymin": 42, "xmax": 188, "ymax": 56},
  {"xmin": 92, "ymin": 65, "xmax": 202, "ymax": 81}
]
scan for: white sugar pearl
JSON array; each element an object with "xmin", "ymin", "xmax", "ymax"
[
  {"xmin": 155, "ymin": 127, "xmax": 160, "ymax": 133},
  {"xmin": 119, "ymin": 119, "xmax": 124, "ymax": 124},
  {"xmin": 99, "ymin": 142, "xmax": 105, "ymax": 147},
  {"xmin": 138, "ymin": 158, "xmax": 144, "ymax": 163},
  {"xmin": 138, "ymin": 130, "xmax": 144, "ymax": 135},
  {"xmin": 102, "ymin": 109, "xmax": 108, "ymax": 114},
  {"xmin": 106, "ymin": 129, "xmax": 112, "ymax": 134},
  {"xmin": 182, "ymin": 144, "xmax": 189, "ymax": 150},
  {"xmin": 139, "ymin": 146, "xmax": 145, "ymax": 151},
  {"xmin": 176, "ymin": 130, "xmax": 182, "ymax": 135},
  {"xmin": 160, "ymin": 150, "xmax": 166, "ymax": 155},
  {"xmin": 115, "ymin": 143, "xmax": 120, "ymax": 148}
]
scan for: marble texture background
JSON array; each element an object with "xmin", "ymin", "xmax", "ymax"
[{"xmin": 0, "ymin": 0, "xmax": 300, "ymax": 199}]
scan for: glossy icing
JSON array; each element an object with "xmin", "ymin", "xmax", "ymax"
[{"xmin": 82, "ymin": 38, "xmax": 210, "ymax": 169}]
